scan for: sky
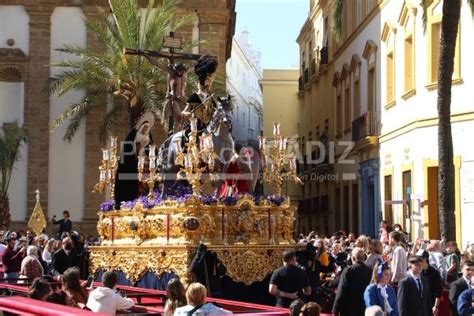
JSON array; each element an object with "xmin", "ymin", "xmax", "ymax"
[{"xmin": 235, "ymin": 0, "xmax": 309, "ymax": 70}]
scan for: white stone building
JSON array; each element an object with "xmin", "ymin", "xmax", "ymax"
[{"xmin": 226, "ymin": 29, "xmax": 263, "ymax": 148}]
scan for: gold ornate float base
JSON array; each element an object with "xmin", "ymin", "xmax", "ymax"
[{"xmin": 89, "ymin": 244, "xmax": 301, "ymax": 285}]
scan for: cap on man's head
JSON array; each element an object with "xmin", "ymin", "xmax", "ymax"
[
  {"xmin": 416, "ymin": 250, "xmax": 429, "ymax": 260},
  {"xmin": 408, "ymin": 255, "xmax": 423, "ymax": 264},
  {"xmin": 283, "ymin": 249, "xmax": 296, "ymax": 262}
]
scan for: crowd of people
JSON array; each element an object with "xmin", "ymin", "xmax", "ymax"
[{"xmin": 269, "ymin": 221, "xmax": 474, "ymax": 316}]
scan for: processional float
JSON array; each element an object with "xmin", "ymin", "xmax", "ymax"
[{"xmin": 89, "ymin": 37, "xmax": 303, "ymax": 287}]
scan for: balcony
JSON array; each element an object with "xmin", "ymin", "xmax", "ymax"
[
  {"xmin": 303, "ymin": 68, "xmax": 309, "ymax": 85},
  {"xmin": 351, "ymin": 111, "xmax": 379, "ymax": 152},
  {"xmin": 298, "ymin": 76, "xmax": 303, "ymax": 91}
]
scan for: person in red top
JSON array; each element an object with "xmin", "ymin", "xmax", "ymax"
[
  {"xmin": 2, "ymin": 236, "xmax": 26, "ymax": 282},
  {"xmin": 217, "ymin": 144, "xmax": 252, "ymax": 198}
]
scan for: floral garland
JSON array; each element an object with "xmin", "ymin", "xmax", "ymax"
[{"xmin": 99, "ymin": 183, "xmax": 286, "ymax": 212}]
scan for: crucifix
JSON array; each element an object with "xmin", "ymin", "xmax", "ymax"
[{"xmin": 123, "ymin": 32, "xmax": 209, "ymax": 135}]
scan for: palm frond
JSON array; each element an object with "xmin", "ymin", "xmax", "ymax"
[
  {"xmin": 99, "ymin": 102, "xmax": 125, "ymax": 142},
  {"xmin": 422, "ymin": 0, "xmax": 429, "ymax": 33},
  {"xmin": 469, "ymin": 0, "xmax": 474, "ymax": 17},
  {"xmin": 50, "ymin": 93, "xmax": 102, "ymax": 142},
  {"xmin": 0, "ymin": 123, "xmax": 26, "ymax": 195},
  {"xmin": 331, "ymin": 0, "xmax": 344, "ymax": 42}
]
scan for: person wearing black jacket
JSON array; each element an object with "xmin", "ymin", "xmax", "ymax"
[
  {"xmin": 52, "ymin": 210, "xmax": 72, "ymax": 237},
  {"xmin": 397, "ymin": 255, "xmax": 431, "ymax": 316},
  {"xmin": 449, "ymin": 260, "xmax": 473, "ymax": 316},
  {"xmin": 419, "ymin": 250, "xmax": 442, "ymax": 315},
  {"xmin": 332, "ymin": 247, "xmax": 372, "ymax": 316},
  {"xmin": 50, "ymin": 237, "xmax": 76, "ymax": 275},
  {"xmin": 189, "ymin": 243, "xmax": 226, "ymax": 298}
]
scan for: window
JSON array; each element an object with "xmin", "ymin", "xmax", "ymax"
[
  {"xmin": 402, "ymin": 170, "xmax": 412, "ymax": 233},
  {"xmin": 368, "ymin": 67, "xmax": 375, "ymax": 113},
  {"xmin": 337, "ymin": 91, "xmax": 343, "ymax": 136},
  {"xmin": 386, "ymin": 52, "xmax": 394, "ymax": 104},
  {"xmin": 354, "ymin": 79, "xmax": 360, "ymax": 118},
  {"xmin": 427, "ymin": 0, "xmax": 461, "ymax": 88},
  {"xmin": 381, "ymin": 22, "xmax": 395, "ymax": 107},
  {"xmin": 344, "ymin": 83, "xmax": 351, "ymax": 130},
  {"xmin": 384, "ymin": 175, "xmax": 393, "ymax": 225},
  {"xmin": 404, "ymin": 35, "xmax": 414, "ymax": 93}
]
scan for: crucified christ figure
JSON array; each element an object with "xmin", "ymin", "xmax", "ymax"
[{"xmin": 143, "ymin": 53, "xmax": 190, "ymax": 134}]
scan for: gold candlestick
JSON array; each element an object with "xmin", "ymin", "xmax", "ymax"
[
  {"xmin": 174, "ymin": 116, "xmax": 218, "ymax": 195},
  {"xmin": 260, "ymin": 122, "xmax": 303, "ymax": 197},
  {"xmin": 138, "ymin": 144, "xmax": 162, "ymax": 201},
  {"xmin": 93, "ymin": 136, "xmax": 119, "ymax": 199}
]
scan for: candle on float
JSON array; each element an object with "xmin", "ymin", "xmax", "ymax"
[
  {"xmin": 99, "ymin": 169, "xmax": 106, "ymax": 182},
  {"xmin": 200, "ymin": 137, "xmax": 205, "ymax": 150},
  {"xmin": 149, "ymin": 145, "xmax": 156, "ymax": 158},
  {"xmin": 102, "ymin": 149, "xmax": 109, "ymax": 161},
  {"xmin": 110, "ymin": 136, "xmax": 118, "ymax": 148},
  {"xmin": 138, "ymin": 156, "xmax": 145, "ymax": 170},
  {"xmin": 185, "ymin": 154, "xmax": 192, "ymax": 168},
  {"xmin": 149, "ymin": 157, "xmax": 156, "ymax": 169},
  {"xmin": 273, "ymin": 122, "xmax": 280, "ymax": 136},
  {"xmin": 207, "ymin": 136, "xmax": 214, "ymax": 149},
  {"xmin": 290, "ymin": 156, "xmax": 297, "ymax": 171},
  {"xmin": 107, "ymin": 169, "xmax": 113, "ymax": 181},
  {"xmin": 174, "ymin": 139, "xmax": 182, "ymax": 152},
  {"xmin": 259, "ymin": 136, "xmax": 266, "ymax": 151},
  {"xmin": 190, "ymin": 118, "xmax": 198, "ymax": 132}
]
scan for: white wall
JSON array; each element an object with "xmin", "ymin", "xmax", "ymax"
[
  {"xmin": 49, "ymin": 7, "xmax": 87, "ymax": 221},
  {"xmin": 0, "ymin": 6, "xmax": 29, "ymax": 54}
]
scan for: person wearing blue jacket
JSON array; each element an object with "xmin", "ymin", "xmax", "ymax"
[
  {"xmin": 457, "ymin": 287, "xmax": 473, "ymax": 316},
  {"xmin": 364, "ymin": 259, "xmax": 399, "ymax": 316}
]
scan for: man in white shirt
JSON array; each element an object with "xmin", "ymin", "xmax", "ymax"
[
  {"xmin": 86, "ymin": 271, "xmax": 134, "ymax": 314},
  {"xmin": 427, "ymin": 240, "xmax": 447, "ymax": 281},
  {"xmin": 389, "ymin": 231, "xmax": 407, "ymax": 283}
]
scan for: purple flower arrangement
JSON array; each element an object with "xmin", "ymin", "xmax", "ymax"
[
  {"xmin": 99, "ymin": 182, "xmax": 287, "ymax": 212},
  {"xmin": 100, "ymin": 200, "xmax": 115, "ymax": 212}
]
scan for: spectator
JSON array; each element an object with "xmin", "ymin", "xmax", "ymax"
[
  {"xmin": 389, "ymin": 231, "xmax": 407, "ymax": 283},
  {"xmin": 366, "ymin": 240, "xmax": 383, "ymax": 269},
  {"xmin": 0, "ymin": 235, "xmax": 7, "ymax": 264},
  {"xmin": 365, "ymin": 306, "xmax": 384, "ymax": 316},
  {"xmin": 52, "ymin": 210, "xmax": 72, "ymax": 237},
  {"xmin": 418, "ymin": 250, "xmax": 442, "ymax": 315},
  {"xmin": 42, "ymin": 239, "xmax": 55, "ymax": 265},
  {"xmin": 28, "ymin": 277, "xmax": 52, "ymax": 301},
  {"xmin": 397, "ymin": 256, "xmax": 431, "ymax": 316},
  {"xmin": 20, "ymin": 245, "xmax": 44, "ymax": 280},
  {"xmin": 355, "ymin": 235, "xmax": 370, "ymax": 254},
  {"xmin": 392, "ymin": 224, "xmax": 407, "ymax": 243},
  {"xmin": 269, "ymin": 249, "xmax": 311, "ymax": 308},
  {"xmin": 62, "ymin": 267, "xmax": 88, "ymax": 307},
  {"xmin": 379, "ymin": 221, "xmax": 389, "ymax": 245},
  {"xmin": 164, "ymin": 278, "xmax": 186, "ymax": 316},
  {"xmin": 364, "ymin": 259, "xmax": 398, "ymax": 315},
  {"xmin": 86, "ymin": 271, "xmax": 134, "ymax": 313},
  {"xmin": 174, "ymin": 282, "xmax": 232, "ymax": 315},
  {"xmin": 332, "ymin": 247, "xmax": 372, "ymax": 316},
  {"xmin": 446, "ymin": 241, "xmax": 461, "ymax": 283},
  {"xmin": 428, "ymin": 240, "xmax": 447, "ymax": 282},
  {"xmin": 46, "ymin": 290, "xmax": 70, "ymax": 306},
  {"xmin": 449, "ymin": 260, "xmax": 473, "ymax": 316},
  {"xmin": 50, "ymin": 237, "xmax": 75, "ymax": 275},
  {"xmin": 456, "ymin": 286, "xmax": 474, "ymax": 316},
  {"xmin": 290, "ymin": 299, "xmax": 305, "ymax": 316},
  {"xmin": 300, "ymin": 302, "xmax": 321, "ymax": 316},
  {"xmin": 2, "ymin": 236, "xmax": 26, "ymax": 282}
]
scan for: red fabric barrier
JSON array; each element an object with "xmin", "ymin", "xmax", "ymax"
[{"xmin": 0, "ymin": 296, "xmax": 107, "ymax": 315}]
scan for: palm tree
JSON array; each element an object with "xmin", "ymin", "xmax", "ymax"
[
  {"xmin": 50, "ymin": 0, "xmax": 194, "ymax": 142},
  {"xmin": 0, "ymin": 123, "xmax": 27, "ymax": 228},
  {"xmin": 331, "ymin": 0, "xmax": 473, "ymax": 241}
]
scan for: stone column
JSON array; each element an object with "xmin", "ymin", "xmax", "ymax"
[{"xmin": 24, "ymin": 5, "xmax": 54, "ymax": 218}]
